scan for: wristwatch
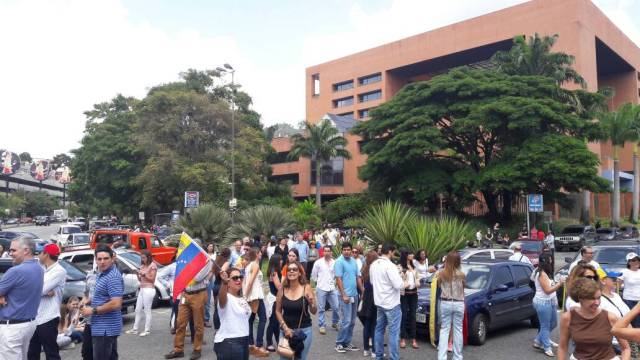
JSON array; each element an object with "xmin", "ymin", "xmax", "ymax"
[{"xmin": 92, "ymin": 307, "xmax": 98, "ymax": 315}]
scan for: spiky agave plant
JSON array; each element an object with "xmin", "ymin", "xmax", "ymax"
[
  {"xmin": 361, "ymin": 201, "xmax": 416, "ymax": 246},
  {"xmin": 402, "ymin": 216, "xmax": 472, "ymax": 263},
  {"xmin": 227, "ymin": 205, "xmax": 295, "ymax": 244},
  {"xmin": 177, "ymin": 204, "xmax": 231, "ymax": 244}
]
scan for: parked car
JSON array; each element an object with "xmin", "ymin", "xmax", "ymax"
[
  {"xmin": 416, "ymin": 260, "xmax": 537, "ymax": 345},
  {"xmin": 0, "ymin": 231, "xmax": 50, "ymax": 254},
  {"xmin": 68, "ymin": 217, "xmax": 88, "ymax": 231},
  {"xmin": 595, "ymin": 227, "xmax": 621, "ymax": 241},
  {"xmin": 62, "ymin": 233, "xmax": 91, "ymax": 252},
  {"xmin": 90, "ymin": 229, "xmax": 177, "ymax": 265},
  {"xmin": 554, "ymin": 225, "xmax": 598, "ymax": 251},
  {"xmin": 509, "ymin": 240, "xmax": 544, "ymax": 267},
  {"xmin": 34, "ymin": 215, "xmax": 50, "ymax": 226},
  {"xmin": 51, "ymin": 225, "xmax": 82, "ymax": 247},
  {"xmin": 60, "ymin": 248, "xmax": 167, "ymax": 307},
  {"xmin": 618, "ymin": 225, "xmax": 640, "ymax": 241},
  {"xmin": 89, "ymin": 220, "xmax": 111, "ymax": 231},
  {"xmin": 459, "ymin": 248, "xmax": 514, "ymax": 262},
  {"xmin": 0, "ymin": 258, "xmax": 87, "ymax": 303},
  {"xmin": 5, "ymin": 218, "xmax": 18, "ymax": 225}
]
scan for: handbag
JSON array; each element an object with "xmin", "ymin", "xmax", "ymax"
[{"xmin": 277, "ymin": 286, "xmax": 306, "ymax": 359}]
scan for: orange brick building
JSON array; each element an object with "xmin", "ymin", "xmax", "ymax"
[{"xmin": 270, "ymin": 0, "xmax": 640, "ymax": 217}]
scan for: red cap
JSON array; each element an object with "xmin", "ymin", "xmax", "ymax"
[{"xmin": 43, "ymin": 243, "xmax": 61, "ymax": 257}]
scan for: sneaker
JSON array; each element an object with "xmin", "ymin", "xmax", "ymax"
[
  {"xmin": 544, "ymin": 349, "xmax": 554, "ymax": 357},
  {"xmin": 344, "ymin": 344, "xmax": 360, "ymax": 352},
  {"xmin": 139, "ymin": 331, "xmax": 150, "ymax": 337},
  {"xmin": 319, "ymin": 326, "xmax": 326, "ymax": 335},
  {"xmin": 549, "ymin": 340, "xmax": 558, "ymax": 347},
  {"xmin": 364, "ymin": 350, "xmax": 370, "ymax": 357},
  {"xmin": 266, "ymin": 345, "xmax": 276, "ymax": 352},
  {"xmin": 533, "ymin": 341, "xmax": 544, "ymax": 350},
  {"xmin": 332, "ymin": 323, "xmax": 339, "ymax": 330},
  {"xmin": 125, "ymin": 329, "xmax": 138, "ymax": 335},
  {"xmin": 335, "ymin": 345, "xmax": 347, "ymax": 353}
]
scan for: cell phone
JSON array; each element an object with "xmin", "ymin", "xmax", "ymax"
[{"xmin": 349, "ymin": 297, "xmax": 355, "ymax": 304}]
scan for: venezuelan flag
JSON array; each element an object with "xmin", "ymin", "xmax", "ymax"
[{"xmin": 173, "ymin": 232, "xmax": 210, "ymax": 301}]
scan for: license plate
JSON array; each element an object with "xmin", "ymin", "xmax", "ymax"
[{"xmin": 416, "ymin": 313, "xmax": 427, "ymax": 323}]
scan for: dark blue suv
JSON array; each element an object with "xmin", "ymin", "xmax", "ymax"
[{"xmin": 416, "ymin": 260, "xmax": 538, "ymax": 345}]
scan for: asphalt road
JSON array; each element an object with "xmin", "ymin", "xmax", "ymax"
[{"xmin": 15, "ymin": 224, "xmax": 570, "ymax": 359}]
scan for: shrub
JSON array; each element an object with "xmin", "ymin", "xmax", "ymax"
[
  {"xmin": 362, "ymin": 201, "xmax": 416, "ymax": 245},
  {"xmin": 401, "ymin": 216, "xmax": 472, "ymax": 263},
  {"xmin": 177, "ymin": 204, "xmax": 231, "ymax": 244},
  {"xmin": 227, "ymin": 205, "xmax": 295, "ymax": 243},
  {"xmin": 292, "ymin": 199, "xmax": 322, "ymax": 229}
]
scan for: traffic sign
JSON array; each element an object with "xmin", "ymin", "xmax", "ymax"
[
  {"xmin": 528, "ymin": 194, "xmax": 543, "ymax": 213},
  {"xmin": 184, "ymin": 191, "xmax": 200, "ymax": 208}
]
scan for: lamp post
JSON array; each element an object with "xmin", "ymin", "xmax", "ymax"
[{"xmin": 216, "ymin": 64, "xmax": 236, "ymax": 210}]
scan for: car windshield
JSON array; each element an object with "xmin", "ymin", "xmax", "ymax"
[
  {"xmin": 58, "ymin": 260, "xmax": 86, "ymax": 281},
  {"xmin": 461, "ymin": 264, "xmax": 491, "ymax": 290},
  {"xmin": 597, "ymin": 229, "xmax": 614, "ymax": 234},
  {"xmin": 73, "ymin": 234, "xmax": 89, "ymax": 244},
  {"xmin": 119, "ymin": 252, "xmax": 141, "ymax": 267},
  {"xmin": 594, "ymin": 248, "xmax": 635, "ymax": 265},
  {"xmin": 62, "ymin": 227, "xmax": 81, "ymax": 234},
  {"xmin": 516, "ymin": 242, "xmax": 542, "ymax": 252},
  {"xmin": 562, "ymin": 227, "xmax": 584, "ymax": 234}
]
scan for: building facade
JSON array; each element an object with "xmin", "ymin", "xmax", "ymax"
[{"xmin": 270, "ymin": 0, "xmax": 640, "ymax": 215}]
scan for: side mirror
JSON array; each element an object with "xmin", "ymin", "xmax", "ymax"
[
  {"xmin": 564, "ymin": 257, "xmax": 573, "ymax": 263},
  {"xmin": 493, "ymin": 284, "xmax": 509, "ymax": 293}
]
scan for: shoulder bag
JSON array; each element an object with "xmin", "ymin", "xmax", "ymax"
[{"xmin": 277, "ymin": 285, "xmax": 306, "ymax": 359}]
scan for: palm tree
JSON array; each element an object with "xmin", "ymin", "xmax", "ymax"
[
  {"xmin": 600, "ymin": 107, "xmax": 636, "ymax": 226},
  {"xmin": 623, "ymin": 104, "xmax": 640, "ymax": 222},
  {"xmin": 491, "ymin": 33, "xmax": 586, "ymax": 87},
  {"xmin": 288, "ymin": 119, "xmax": 351, "ymax": 207}
]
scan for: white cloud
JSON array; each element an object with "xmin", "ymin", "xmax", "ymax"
[{"xmin": 593, "ymin": 0, "xmax": 640, "ymax": 47}]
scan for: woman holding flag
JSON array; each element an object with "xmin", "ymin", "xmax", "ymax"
[{"xmin": 214, "ymin": 267, "xmax": 252, "ymax": 360}]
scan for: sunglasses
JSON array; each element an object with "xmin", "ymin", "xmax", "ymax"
[
  {"xmin": 230, "ymin": 275, "xmax": 244, "ymax": 281},
  {"xmin": 287, "ymin": 267, "xmax": 299, "ymax": 272}
]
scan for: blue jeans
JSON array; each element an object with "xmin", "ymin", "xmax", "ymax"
[
  {"xmin": 375, "ymin": 304, "xmax": 401, "ymax": 360},
  {"xmin": 438, "ymin": 301, "xmax": 464, "ymax": 360},
  {"xmin": 249, "ymin": 299, "xmax": 267, "ymax": 347},
  {"xmin": 279, "ymin": 326, "xmax": 313, "ymax": 360},
  {"xmin": 534, "ymin": 299, "xmax": 558, "ymax": 352},
  {"xmin": 316, "ymin": 289, "xmax": 339, "ymax": 328},
  {"xmin": 624, "ymin": 299, "xmax": 640, "ymax": 328},
  {"xmin": 214, "ymin": 336, "xmax": 249, "ymax": 360},
  {"xmin": 337, "ymin": 296, "xmax": 358, "ymax": 346},
  {"xmin": 205, "ymin": 280, "xmax": 215, "ymax": 322}
]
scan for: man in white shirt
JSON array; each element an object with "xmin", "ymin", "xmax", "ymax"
[
  {"xmin": 311, "ymin": 245, "xmax": 340, "ymax": 335},
  {"xmin": 27, "ymin": 244, "xmax": 67, "ymax": 360},
  {"xmin": 229, "ymin": 240, "xmax": 243, "ymax": 267},
  {"xmin": 323, "ymin": 226, "xmax": 337, "ymax": 247},
  {"xmin": 508, "ymin": 245, "xmax": 532, "ymax": 264},
  {"xmin": 370, "ymin": 243, "xmax": 403, "ymax": 360},
  {"xmin": 569, "ymin": 246, "xmax": 601, "ymax": 273}
]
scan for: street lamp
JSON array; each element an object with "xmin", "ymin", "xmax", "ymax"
[{"xmin": 216, "ymin": 64, "xmax": 236, "ymax": 207}]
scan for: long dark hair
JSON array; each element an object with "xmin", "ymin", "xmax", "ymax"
[
  {"xmin": 140, "ymin": 250, "xmax": 153, "ymax": 266},
  {"xmin": 399, "ymin": 248, "xmax": 413, "ymax": 271},
  {"xmin": 362, "ymin": 250, "xmax": 378, "ymax": 284},
  {"xmin": 268, "ymin": 254, "xmax": 283, "ymax": 277},
  {"xmin": 282, "ymin": 261, "xmax": 308, "ymax": 288},
  {"xmin": 537, "ymin": 253, "xmax": 554, "ymax": 278},
  {"xmin": 287, "ymin": 248, "xmax": 299, "ymax": 264},
  {"xmin": 214, "ymin": 248, "xmax": 231, "ymax": 277}
]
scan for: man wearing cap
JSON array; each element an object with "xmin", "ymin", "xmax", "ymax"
[
  {"xmin": 27, "ymin": 243, "xmax": 67, "ymax": 360},
  {"xmin": 0, "ymin": 236, "xmax": 45, "ymax": 359},
  {"xmin": 508, "ymin": 244, "xmax": 532, "ymax": 264},
  {"xmin": 621, "ymin": 252, "xmax": 640, "ymax": 328},
  {"xmin": 569, "ymin": 246, "xmax": 601, "ymax": 272},
  {"xmin": 600, "ymin": 268, "xmax": 629, "ymax": 354}
]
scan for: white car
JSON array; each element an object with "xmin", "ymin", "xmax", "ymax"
[
  {"xmin": 59, "ymin": 248, "xmax": 171, "ymax": 307},
  {"xmin": 459, "ymin": 248, "xmax": 514, "ymax": 261},
  {"xmin": 51, "ymin": 225, "xmax": 82, "ymax": 247}
]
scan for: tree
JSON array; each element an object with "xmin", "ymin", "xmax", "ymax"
[
  {"xmin": 600, "ymin": 104, "xmax": 638, "ymax": 225},
  {"xmin": 288, "ymin": 120, "xmax": 351, "ymax": 207},
  {"xmin": 491, "ymin": 33, "xmax": 586, "ymax": 88},
  {"xmin": 353, "ymin": 68, "xmax": 609, "ymax": 221},
  {"xmin": 178, "ymin": 204, "xmax": 231, "ymax": 244},
  {"xmin": 18, "ymin": 152, "xmax": 31, "ymax": 163},
  {"xmin": 50, "ymin": 153, "xmax": 72, "ymax": 170},
  {"xmin": 624, "ymin": 104, "xmax": 640, "ymax": 223}
]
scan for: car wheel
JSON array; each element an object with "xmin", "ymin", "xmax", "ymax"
[
  {"xmin": 468, "ymin": 313, "xmax": 488, "ymax": 345},
  {"xmin": 530, "ymin": 314, "xmax": 540, "ymax": 328}
]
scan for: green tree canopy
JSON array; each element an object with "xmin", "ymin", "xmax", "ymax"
[
  {"xmin": 50, "ymin": 153, "xmax": 72, "ymax": 170},
  {"xmin": 353, "ymin": 68, "xmax": 609, "ymax": 221},
  {"xmin": 19, "ymin": 152, "xmax": 31, "ymax": 163}
]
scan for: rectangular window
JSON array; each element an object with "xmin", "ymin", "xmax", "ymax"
[
  {"xmin": 359, "ymin": 73, "xmax": 381, "ymax": 85},
  {"xmin": 358, "ymin": 108, "xmax": 371, "ymax": 118},
  {"xmin": 359, "ymin": 90, "xmax": 382, "ymax": 103},
  {"xmin": 311, "ymin": 158, "xmax": 344, "ymax": 186},
  {"xmin": 269, "ymin": 151, "xmax": 292, "ymax": 164},
  {"xmin": 269, "ymin": 173, "xmax": 299, "ymax": 185},
  {"xmin": 312, "ymin": 74, "xmax": 320, "ymax": 96},
  {"xmin": 333, "ymin": 80, "xmax": 354, "ymax": 92},
  {"xmin": 337, "ymin": 112, "xmax": 354, "ymax": 118},
  {"xmin": 333, "ymin": 96, "xmax": 354, "ymax": 108}
]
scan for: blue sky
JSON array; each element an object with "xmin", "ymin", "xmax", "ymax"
[{"xmin": 0, "ymin": 0, "xmax": 638, "ymax": 158}]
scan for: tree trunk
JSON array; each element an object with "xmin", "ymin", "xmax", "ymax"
[
  {"xmin": 580, "ymin": 190, "xmax": 591, "ymax": 225},
  {"xmin": 501, "ymin": 191, "xmax": 513, "ymax": 222},
  {"xmin": 315, "ymin": 159, "xmax": 322, "ymax": 208},
  {"xmin": 613, "ymin": 147, "xmax": 621, "ymax": 226},
  {"xmin": 482, "ymin": 191, "xmax": 499, "ymax": 221},
  {"xmin": 633, "ymin": 144, "xmax": 639, "ymax": 223}
]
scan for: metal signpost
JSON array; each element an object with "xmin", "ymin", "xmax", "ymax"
[
  {"xmin": 184, "ymin": 191, "xmax": 200, "ymax": 208},
  {"xmin": 527, "ymin": 194, "xmax": 544, "ymax": 238}
]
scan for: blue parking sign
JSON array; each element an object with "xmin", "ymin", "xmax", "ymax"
[{"xmin": 528, "ymin": 194, "xmax": 543, "ymax": 212}]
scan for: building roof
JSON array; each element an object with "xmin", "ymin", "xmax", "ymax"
[{"xmin": 323, "ymin": 113, "xmax": 358, "ymax": 133}]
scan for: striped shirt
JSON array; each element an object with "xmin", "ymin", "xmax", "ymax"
[
  {"xmin": 91, "ymin": 264, "xmax": 124, "ymax": 336},
  {"xmin": 36, "ymin": 261, "xmax": 67, "ymax": 325}
]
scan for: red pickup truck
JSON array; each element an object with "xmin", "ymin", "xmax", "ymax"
[{"xmin": 90, "ymin": 229, "xmax": 176, "ymax": 265}]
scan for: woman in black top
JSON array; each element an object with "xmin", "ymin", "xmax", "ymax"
[
  {"xmin": 358, "ymin": 250, "xmax": 379, "ymax": 357},
  {"xmin": 275, "ymin": 260, "xmax": 317, "ymax": 360},
  {"xmin": 265, "ymin": 254, "xmax": 283, "ymax": 352},
  {"xmin": 400, "ymin": 248, "xmax": 419, "ymax": 349},
  {"xmin": 274, "ymin": 237, "xmax": 289, "ymax": 258}
]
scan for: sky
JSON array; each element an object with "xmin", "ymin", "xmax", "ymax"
[{"xmin": 1, "ymin": 0, "xmax": 639, "ymax": 159}]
